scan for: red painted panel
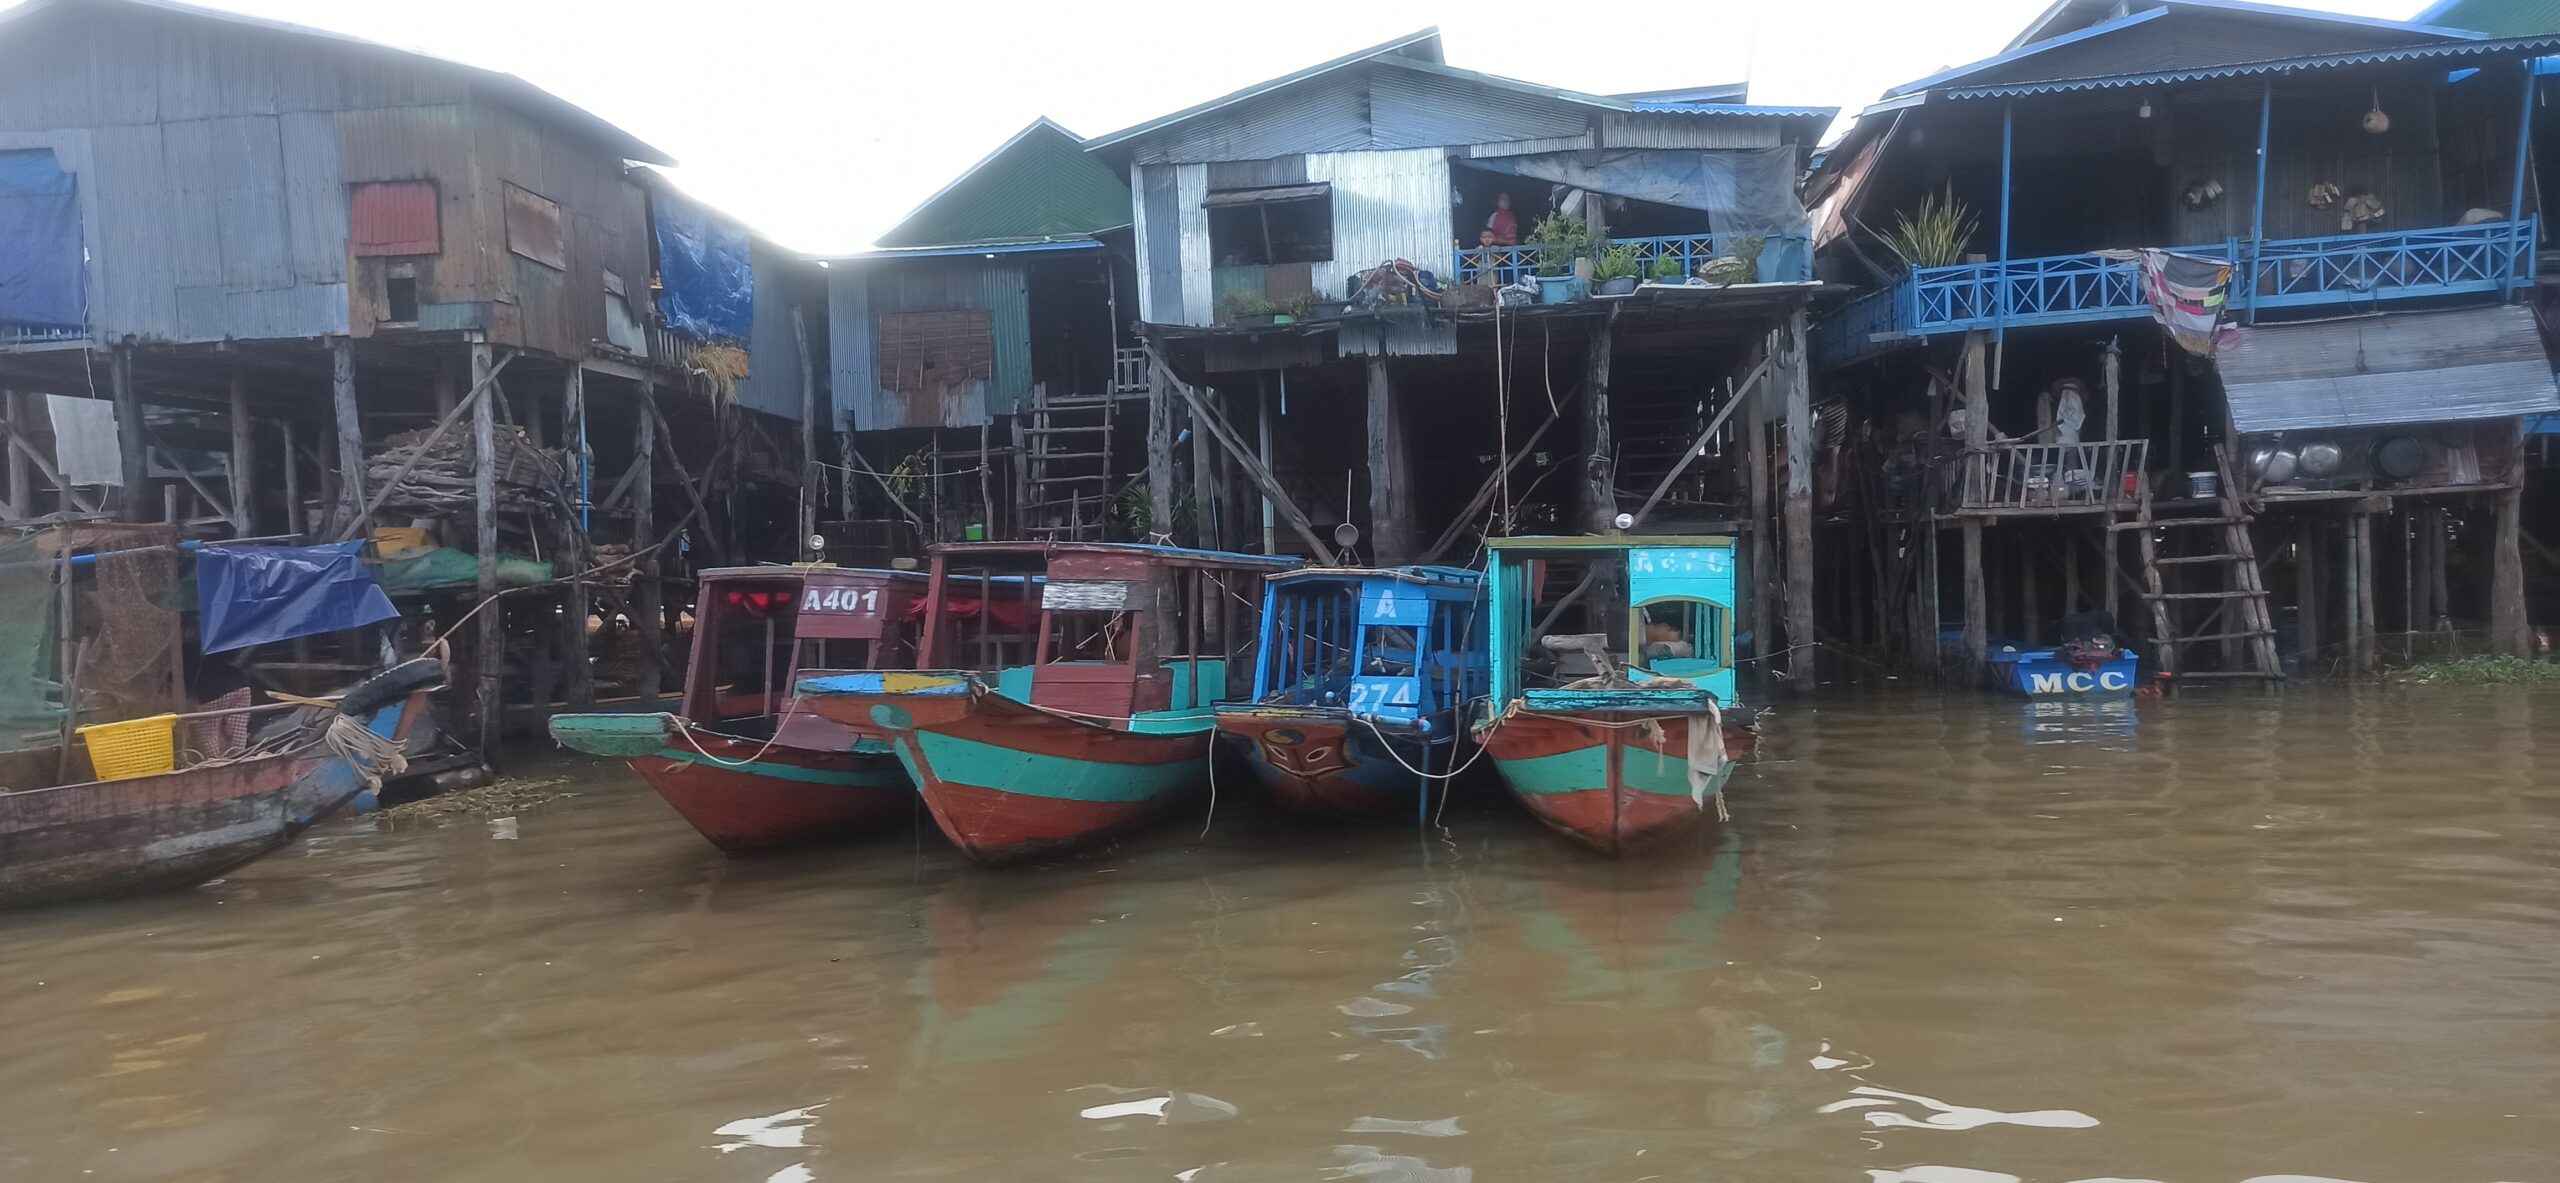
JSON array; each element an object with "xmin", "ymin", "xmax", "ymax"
[
  {"xmin": 1049, "ymin": 552, "xmax": 1155, "ymax": 581},
  {"xmin": 1032, "ymin": 662, "xmax": 1139, "ymax": 721},
  {"xmin": 351, "ymin": 180, "xmax": 440, "ymax": 256}
]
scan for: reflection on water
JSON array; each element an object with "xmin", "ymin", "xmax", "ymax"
[{"xmin": 1, "ymin": 687, "xmax": 2555, "ymax": 1181}]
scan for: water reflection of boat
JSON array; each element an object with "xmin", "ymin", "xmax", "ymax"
[
  {"xmin": 1215, "ymin": 566, "xmax": 1487, "ymax": 821},
  {"xmin": 1477, "ymin": 537, "xmax": 1754, "ymax": 856},
  {"xmin": 801, "ymin": 542, "xmax": 1292, "ymax": 865},
  {"xmin": 551, "ymin": 567, "xmax": 1030, "ymax": 854},
  {"xmin": 2018, "ymin": 698, "xmax": 2141, "ymax": 742}
]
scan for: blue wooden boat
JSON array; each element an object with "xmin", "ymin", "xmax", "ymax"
[
  {"xmin": 1476, "ymin": 537, "xmax": 1753, "ymax": 856},
  {"xmin": 1213, "ymin": 566, "xmax": 1488, "ymax": 821},
  {"xmin": 1987, "ymin": 646, "xmax": 2141, "ymax": 697}
]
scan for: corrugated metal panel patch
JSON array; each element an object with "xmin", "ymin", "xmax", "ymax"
[
  {"xmin": 351, "ymin": 180, "xmax": 440, "ymax": 255},
  {"xmin": 2218, "ymin": 304, "xmax": 2560, "ymax": 433}
]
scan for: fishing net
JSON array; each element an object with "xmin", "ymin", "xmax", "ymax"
[
  {"xmin": 0, "ymin": 530, "xmax": 63, "ymax": 750},
  {"xmin": 67, "ymin": 523, "xmax": 184, "ymax": 726}
]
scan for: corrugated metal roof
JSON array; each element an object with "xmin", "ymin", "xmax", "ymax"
[
  {"xmin": 1942, "ymin": 32, "xmax": 2560, "ymax": 98},
  {"xmin": 1086, "ymin": 28, "xmax": 1445, "ymax": 153},
  {"xmin": 2217, "ymin": 304, "xmax": 2560, "ymax": 433},
  {"xmin": 2006, "ymin": 0, "xmax": 2481, "ymax": 52},
  {"xmin": 825, "ymin": 237, "xmax": 1104, "ymax": 262},
  {"xmin": 873, "ymin": 118, "xmax": 1131, "ymax": 250},
  {"xmin": 0, "ymin": 0, "xmax": 670, "ymax": 163},
  {"xmin": 1625, "ymin": 101, "xmax": 1839, "ymax": 118},
  {"xmin": 2419, "ymin": 0, "xmax": 2560, "ymax": 37}
]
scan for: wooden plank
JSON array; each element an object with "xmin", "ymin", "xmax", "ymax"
[{"xmin": 331, "ymin": 337, "xmax": 364, "ymax": 537}]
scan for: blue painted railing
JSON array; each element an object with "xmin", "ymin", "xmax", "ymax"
[
  {"xmin": 0, "ymin": 324, "xmax": 87, "ymax": 350},
  {"xmin": 1454, "ymin": 233, "xmax": 1735, "ymax": 285},
  {"xmin": 1817, "ymin": 218, "xmax": 2537, "ymax": 365}
]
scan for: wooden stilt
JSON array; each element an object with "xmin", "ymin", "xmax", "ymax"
[
  {"xmin": 111, "ymin": 347, "xmax": 146, "ymax": 520},
  {"xmin": 4, "ymin": 390, "xmax": 28, "ymax": 519},
  {"xmin": 1959, "ymin": 331, "xmax": 1990, "ymax": 682},
  {"xmin": 331, "ymin": 337, "xmax": 365, "ymax": 538},
  {"xmin": 472, "ymin": 342, "xmax": 502, "ymax": 764},
  {"xmin": 2347, "ymin": 508, "xmax": 2375, "ymax": 674},
  {"xmin": 281, "ymin": 419, "xmax": 302, "ymax": 537},
  {"xmin": 1779, "ymin": 309, "xmax": 1815, "ymax": 681},
  {"xmin": 2427, "ymin": 504, "xmax": 2451, "ymax": 631},
  {"xmin": 1744, "ymin": 343, "xmax": 1773, "ymax": 660},
  {"xmin": 433, "ymin": 353, "xmax": 459, "ymax": 418},
  {"xmin": 1146, "ymin": 357, "xmax": 1174, "ymax": 539},
  {"xmin": 562, "ymin": 366, "xmax": 594, "ymax": 710},
  {"xmin": 2021, "ymin": 529, "xmax": 2041, "ymax": 647},
  {"xmin": 2294, "ymin": 521, "xmax": 2320, "ymax": 672},
  {"xmin": 633, "ymin": 379, "xmax": 662, "ymax": 707},
  {"xmin": 1366, "ymin": 356, "xmax": 1414, "ymax": 563},
  {"xmin": 2489, "ymin": 466, "xmax": 2530, "ymax": 657},
  {"xmin": 796, "ymin": 305, "xmax": 821, "ymax": 548},
  {"xmin": 1194, "ymin": 381, "xmax": 1220, "ymax": 551},
  {"xmin": 221, "ymin": 368, "xmax": 254, "ymax": 535},
  {"xmin": 1581, "ymin": 312, "xmax": 1617, "ymax": 534}
]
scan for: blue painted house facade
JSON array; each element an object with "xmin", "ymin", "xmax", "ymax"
[{"xmin": 1805, "ymin": 0, "xmax": 2560, "ymax": 678}]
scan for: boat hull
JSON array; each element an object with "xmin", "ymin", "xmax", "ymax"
[
  {"xmin": 1215, "ymin": 708, "xmax": 1434, "ymax": 820},
  {"xmin": 1480, "ymin": 710, "xmax": 1750, "ymax": 857},
  {"xmin": 552, "ymin": 712, "xmax": 909, "ymax": 854},
  {"xmin": 0, "ymin": 696, "xmax": 422, "ymax": 909},
  {"xmin": 807, "ymin": 681, "xmax": 1204, "ymax": 866}
]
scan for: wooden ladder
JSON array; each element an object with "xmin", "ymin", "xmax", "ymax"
[
  {"xmin": 1021, "ymin": 377, "xmax": 1119, "ymax": 541},
  {"xmin": 2119, "ymin": 444, "xmax": 2283, "ymax": 686}
]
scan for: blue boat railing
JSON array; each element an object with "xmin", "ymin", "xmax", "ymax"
[
  {"xmin": 1454, "ymin": 233, "xmax": 1735, "ymax": 286},
  {"xmin": 1815, "ymin": 218, "xmax": 2537, "ymax": 363}
]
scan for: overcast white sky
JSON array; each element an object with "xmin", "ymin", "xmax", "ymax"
[{"xmin": 8, "ymin": 0, "xmax": 2427, "ymax": 252}]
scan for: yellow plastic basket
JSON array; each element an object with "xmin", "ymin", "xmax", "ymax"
[{"xmin": 77, "ymin": 714, "xmax": 179, "ymax": 782}]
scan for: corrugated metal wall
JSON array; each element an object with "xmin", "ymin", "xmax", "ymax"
[
  {"xmin": 732, "ymin": 238, "xmax": 817, "ymax": 423},
  {"xmin": 828, "ymin": 258, "xmax": 1030, "ymax": 430},
  {"xmin": 1307, "ymin": 148, "xmax": 1455, "ymax": 356}
]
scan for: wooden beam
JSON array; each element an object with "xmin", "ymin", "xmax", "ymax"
[
  {"xmin": 2488, "ymin": 455, "xmax": 2530, "ymax": 656},
  {"xmin": 1960, "ymin": 330, "xmax": 1990, "ymax": 683},
  {"xmin": 1581, "ymin": 309, "xmax": 1617, "ymax": 532},
  {"xmin": 1153, "ymin": 353, "xmax": 1340, "ymax": 565},
  {"xmin": 1779, "ymin": 309, "xmax": 1815, "ymax": 682},
  {"xmin": 331, "ymin": 337, "xmax": 365, "ymax": 537},
  {"xmin": 3, "ymin": 390, "xmax": 24, "ymax": 518},
  {"xmin": 644, "ymin": 394, "xmax": 728, "ymax": 565},
  {"xmin": 1423, "ymin": 382, "xmax": 1585, "ymax": 564},
  {"xmin": 1632, "ymin": 358, "xmax": 1767, "ymax": 528},
  {"xmin": 472, "ymin": 341, "xmax": 501, "ymax": 764},
  {"xmin": 334, "ymin": 351, "xmax": 518, "ymax": 543},
  {"xmin": 281, "ymin": 419, "xmax": 301, "ymax": 536},
  {"xmin": 1366, "ymin": 356, "xmax": 1415, "ymax": 564},
  {"xmin": 795, "ymin": 304, "xmax": 821, "ymax": 548},
  {"xmin": 1743, "ymin": 336, "xmax": 1774, "ymax": 662},
  {"xmin": 562, "ymin": 366, "xmax": 594, "ymax": 710}
]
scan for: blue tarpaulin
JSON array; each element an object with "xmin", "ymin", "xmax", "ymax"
[
  {"xmin": 651, "ymin": 189, "xmax": 753, "ymax": 342},
  {"xmin": 1458, "ymin": 147, "xmax": 1814, "ymax": 282},
  {"xmin": 0, "ymin": 149, "xmax": 82, "ymax": 330},
  {"xmin": 197, "ymin": 542, "xmax": 400, "ymax": 654}
]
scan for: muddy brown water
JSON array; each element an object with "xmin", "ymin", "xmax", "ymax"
[{"xmin": 3, "ymin": 687, "xmax": 2556, "ymax": 1183}]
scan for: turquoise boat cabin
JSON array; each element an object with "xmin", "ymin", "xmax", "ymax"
[
  {"xmin": 1244, "ymin": 565, "xmax": 1489, "ymax": 735},
  {"xmin": 1485, "ymin": 536, "xmax": 1742, "ymax": 714}
]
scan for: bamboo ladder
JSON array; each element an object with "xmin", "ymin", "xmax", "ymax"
[
  {"xmin": 1020, "ymin": 368, "xmax": 1124, "ymax": 541},
  {"xmin": 2120, "ymin": 443, "xmax": 2283, "ymax": 686}
]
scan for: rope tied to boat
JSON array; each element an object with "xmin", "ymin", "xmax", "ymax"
[
  {"xmin": 325, "ymin": 713, "xmax": 410, "ymax": 791},
  {"xmin": 664, "ymin": 714, "xmax": 793, "ymax": 770}
]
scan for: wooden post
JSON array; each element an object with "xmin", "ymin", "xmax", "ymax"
[
  {"xmin": 471, "ymin": 342, "xmax": 501, "ymax": 764},
  {"xmin": 2101, "ymin": 338, "xmax": 2120, "ymax": 444},
  {"xmin": 1581, "ymin": 313, "xmax": 1617, "ymax": 534},
  {"xmin": 562, "ymin": 367, "xmax": 594, "ymax": 710},
  {"xmin": 794, "ymin": 305, "xmax": 820, "ymax": 548},
  {"xmin": 1366, "ymin": 356, "xmax": 1414, "ymax": 563},
  {"xmin": 1195, "ymin": 382, "xmax": 1221, "ymax": 551},
  {"xmin": 4, "ymin": 390, "xmax": 28, "ymax": 519},
  {"xmin": 226, "ymin": 366, "xmax": 254, "ymax": 536},
  {"xmin": 2345, "ymin": 508, "xmax": 2375, "ymax": 674},
  {"xmin": 2427, "ymin": 505, "xmax": 2451, "ymax": 632},
  {"xmin": 331, "ymin": 337, "xmax": 365, "ymax": 538},
  {"xmin": 281, "ymin": 419, "xmax": 302, "ymax": 537},
  {"xmin": 1779, "ymin": 309, "xmax": 1815, "ymax": 681},
  {"xmin": 433, "ymin": 353, "xmax": 459, "ymax": 418},
  {"xmin": 1146, "ymin": 357, "xmax": 1174, "ymax": 539},
  {"xmin": 2489, "ymin": 467, "xmax": 2530, "ymax": 657},
  {"xmin": 633, "ymin": 379, "xmax": 662, "ymax": 707},
  {"xmin": 1959, "ymin": 331, "xmax": 1990, "ymax": 682},
  {"xmin": 111, "ymin": 347, "xmax": 146, "ymax": 520},
  {"xmin": 1743, "ymin": 343, "xmax": 1774, "ymax": 660},
  {"xmin": 2295, "ymin": 521, "xmax": 2320, "ymax": 671}
]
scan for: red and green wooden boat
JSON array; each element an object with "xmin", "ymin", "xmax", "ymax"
[
  {"xmin": 550, "ymin": 566, "xmax": 1032, "ymax": 855},
  {"xmin": 1215, "ymin": 566, "xmax": 1488, "ymax": 821},
  {"xmin": 1477, "ymin": 537, "xmax": 1754, "ymax": 857},
  {"xmin": 799, "ymin": 542, "xmax": 1295, "ymax": 866}
]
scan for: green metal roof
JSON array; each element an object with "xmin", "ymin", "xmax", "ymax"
[
  {"xmin": 2419, "ymin": 0, "xmax": 2560, "ymax": 37},
  {"xmin": 872, "ymin": 118, "xmax": 1130, "ymax": 249}
]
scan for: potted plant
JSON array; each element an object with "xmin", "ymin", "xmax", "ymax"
[
  {"xmin": 1593, "ymin": 244, "xmax": 1642, "ymax": 296},
  {"xmin": 1219, "ymin": 290, "xmax": 1285, "ymax": 326},
  {"xmin": 1650, "ymin": 253, "xmax": 1689, "ymax": 284},
  {"xmin": 1527, "ymin": 212, "xmax": 1595, "ymax": 303},
  {"xmin": 1870, "ymin": 186, "xmax": 1978, "ymax": 273}
]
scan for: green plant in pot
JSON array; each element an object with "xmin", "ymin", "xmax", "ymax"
[
  {"xmin": 1650, "ymin": 252, "xmax": 1689, "ymax": 283},
  {"xmin": 1870, "ymin": 186, "xmax": 1978, "ymax": 272},
  {"xmin": 1527, "ymin": 212, "xmax": 1592, "ymax": 277},
  {"xmin": 1593, "ymin": 244, "xmax": 1642, "ymax": 295},
  {"xmin": 1218, "ymin": 289, "xmax": 1287, "ymax": 326}
]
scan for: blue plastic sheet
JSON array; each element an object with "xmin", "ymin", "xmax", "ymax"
[
  {"xmin": 0, "ymin": 149, "xmax": 82, "ymax": 330},
  {"xmin": 651, "ymin": 189, "xmax": 753, "ymax": 342},
  {"xmin": 197, "ymin": 542, "xmax": 400, "ymax": 655}
]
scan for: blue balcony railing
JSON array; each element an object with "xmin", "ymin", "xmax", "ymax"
[
  {"xmin": 1816, "ymin": 218, "xmax": 2538, "ymax": 365},
  {"xmin": 1454, "ymin": 233, "xmax": 1738, "ymax": 286},
  {"xmin": 0, "ymin": 324, "xmax": 88, "ymax": 350}
]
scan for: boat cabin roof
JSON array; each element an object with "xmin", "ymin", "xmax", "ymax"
[
  {"xmin": 1485, "ymin": 535, "xmax": 1736, "ymax": 554},
  {"xmin": 695, "ymin": 565, "xmax": 927, "ymax": 585},
  {"xmin": 1269, "ymin": 564, "xmax": 1481, "ymax": 589},
  {"xmin": 930, "ymin": 540, "xmax": 1300, "ymax": 572}
]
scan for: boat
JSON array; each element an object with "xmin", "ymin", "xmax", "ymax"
[
  {"xmin": 1475, "ymin": 536, "xmax": 1754, "ymax": 856},
  {"xmin": 0, "ymin": 656, "xmax": 444, "ymax": 908},
  {"xmin": 1214, "ymin": 566, "xmax": 1488, "ymax": 820},
  {"xmin": 549, "ymin": 566, "xmax": 1034, "ymax": 855},
  {"xmin": 799, "ymin": 541, "xmax": 1296, "ymax": 866},
  {"xmin": 1986, "ymin": 612, "xmax": 2140, "ymax": 697}
]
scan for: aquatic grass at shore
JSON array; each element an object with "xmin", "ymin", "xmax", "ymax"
[{"xmin": 2386, "ymin": 655, "xmax": 2560, "ymax": 686}]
